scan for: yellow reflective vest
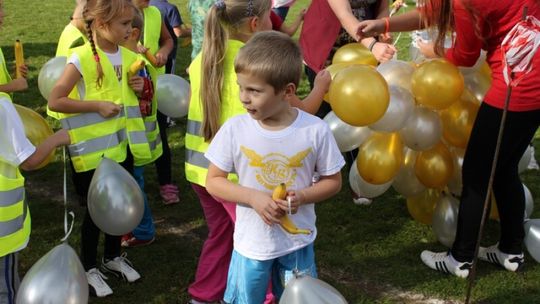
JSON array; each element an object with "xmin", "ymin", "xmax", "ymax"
[
  {"xmin": 0, "ymin": 48, "xmax": 13, "ymax": 93},
  {"xmin": 59, "ymin": 45, "xmax": 151, "ymax": 172},
  {"xmin": 0, "ymin": 93, "xmax": 31, "ymax": 258},
  {"xmin": 143, "ymin": 6, "xmax": 165, "ymax": 75},
  {"xmin": 185, "ymin": 40, "xmax": 246, "ymax": 186}
]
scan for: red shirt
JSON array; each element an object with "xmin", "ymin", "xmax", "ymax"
[
  {"xmin": 270, "ymin": 10, "xmax": 284, "ymax": 31},
  {"xmin": 445, "ymin": 0, "xmax": 540, "ymax": 111}
]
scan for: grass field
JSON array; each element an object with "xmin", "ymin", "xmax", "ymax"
[{"xmin": 2, "ymin": 0, "xmax": 539, "ymax": 303}]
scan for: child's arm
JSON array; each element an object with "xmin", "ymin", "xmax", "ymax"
[
  {"xmin": 0, "ymin": 65, "xmax": 28, "ymax": 93},
  {"xmin": 20, "ymin": 129, "xmax": 71, "ymax": 171},
  {"xmin": 206, "ymin": 163, "xmax": 285, "ymax": 225},
  {"xmin": 288, "ymin": 69, "xmax": 331, "ymax": 115},
  {"xmin": 48, "ymin": 64, "xmax": 122, "ymax": 118},
  {"xmin": 154, "ymin": 23, "xmax": 174, "ymax": 67},
  {"xmin": 274, "ymin": 172, "xmax": 342, "ymax": 214},
  {"xmin": 278, "ymin": 9, "xmax": 306, "ymax": 36}
]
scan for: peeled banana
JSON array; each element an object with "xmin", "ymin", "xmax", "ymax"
[
  {"xmin": 128, "ymin": 59, "xmax": 145, "ymax": 78},
  {"xmin": 272, "ymin": 183, "xmax": 311, "ymax": 235},
  {"xmin": 14, "ymin": 40, "xmax": 24, "ymax": 78}
]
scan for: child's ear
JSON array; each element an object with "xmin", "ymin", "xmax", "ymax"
[
  {"xmin": 131, "ymin": 28, "xmax": 141, "ymax": 41},
  {"xmin": 283, "ymin": 83, "xmax": 296, "ymax": 97},
  {"xmin": 248, "ymin": 16, "xmax": 260, "ymax": 32}
]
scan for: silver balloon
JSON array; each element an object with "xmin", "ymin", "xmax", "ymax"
[
  {"xmin": 447, "ymin": 147, "xmax": 464, "ymax": 197},
  {"xmin": 399, "ymin": 106, "xmax": 442, "ymax": 151},
  {"xmin": 38, "ymin": 56, "xmax": 67, "ymax": 100},
  {"xmin": 432, "ymin": 194, "xmax": 459, "ymax": 248},
  {"xmin": 369, "ymin": 86, "xmax": 414, "ymax": 132},
  {"xmin": 17, "ymin": 243, "xmax": 88, "ymax": 304},
  {"xmin": 280, "ymin": 274, "xmax": 347, "ymax": 304},
  {"xmin": 87, "ymin": 157, "xmax": 144, "ymax": 235},
  {"xmin": 349, "ymin": 160, "xmax": 392, "ymax": 198},
  {"xmin": 524, "ymin": 184, "xmax": 534, "ymax": 221},
  {"xmin": 392, "ymin": 148, "xmax": 426, "ymax": 197},
  {"xmin": 463, "ymin": 71, "xmax": 490, "ymax": 102},
  {"xmin": 376, "ymin": 60, "xmax": 415, "ymax": 91},
  {"xmin": 156, "ymin": 74, "xmax": 190, "ymax": 118},
  {"xmin": 323, "ymin": 111, "xmax": 372, "ymax": 152},
  {"xmin": 518, "ymin": 145, "xmax": 533, "ymax": 174},
  {"xmin": 459, "ymin": 51, "xmax": 487, "ymax": 75},
  {"xmin": 524, "ymin": 219, "xmax": 540, "ymax": 263}
]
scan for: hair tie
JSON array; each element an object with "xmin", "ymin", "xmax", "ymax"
[
  {"xmin": 245, "ymin": 0, "xmax": 254, "ymax": 16},
  {"xmin": 214, "ymin": 0, "xmax": 225, "ymax": 10},
  {"xmin": 94, "ymin": 54, "xmax": 100, "ymax": 63}
]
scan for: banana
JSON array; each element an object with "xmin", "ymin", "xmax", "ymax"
[
  {"xmin": 14, "ymin": 40, "xmax": 24, "ymax": 79},
  {"xmin": 128, "ymin": 59, "xmax": 145, "ymax": 78},
  {"xmin": 271, "ymin": 183, "xmax": 311, "ymax": 235},
  {"xmin": 144, "ymin": 49, "xmax": 159, "ymax": 67}
]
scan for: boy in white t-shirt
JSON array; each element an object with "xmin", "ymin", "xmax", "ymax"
[{"xmin": 205, "ymin": 31, "xmax": 345, "ymax": 304}]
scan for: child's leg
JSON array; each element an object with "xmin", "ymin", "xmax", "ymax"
[
  {"xmin": 131, "ymin": 166, "xmax": 156, "ymax": 241},
  {"xmin": 155, "ymin": 111, "xmax": 179, "ymax": 204},
  {"xmin": 188, "ymin": 184, "xmax": 234, "ymax": 302},
  {"xmin": 0, "ymin": 252, "xmax": 19, "ymax": 304},
  {"xmin": 223, "ymin": 250, "xmax": 274, "ymax": 304},
  {"xmin": 272, "ymin": 243, "xmax": 317, "ymax": 300}
]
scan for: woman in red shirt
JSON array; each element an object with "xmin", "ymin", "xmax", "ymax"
[{"xmin": 358, "ymin": 0, "xmax": 540, "ymax": 278}]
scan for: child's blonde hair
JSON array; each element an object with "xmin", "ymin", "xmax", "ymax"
[
  {"xmin": 83, "ymin": 0, "xmax": 135, "ymax": 88},
  {"xmin": 200, "ymin": 0, "xmax": 271, "ymax": 141},
  {"xmin": 234, "ymin": 31, "xmax": 302, "ymax": 93}
]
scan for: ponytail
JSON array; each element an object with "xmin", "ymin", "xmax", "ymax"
[{"xmin": 83, "ymin": 3, "xmax": 104, "ymax": 89}]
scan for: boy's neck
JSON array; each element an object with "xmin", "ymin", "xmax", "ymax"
[{"xmin": 258, "ymin": 106, "xmax": 298, "ymax": 131}]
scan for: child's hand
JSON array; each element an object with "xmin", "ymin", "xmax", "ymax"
[
  {"xmin": 297, "ymin": 8, "xmax": 307, "ymax": 21},
  {"xmin": 128, "ymin": 76, "xmax": 144, "ymax": 96},
  {"xmin": 53, "ymin": 129, "xmax": 71, "ymax": 146},
  {"xmin": 17, "ymin": 64, "xmax": 29, "ymax": 79},
  {"xmin": 417, "ymin": 40, "xmax": 438, "ymax": 58},
  {"xmin": 98, "ymin": 102, "xmax": 122, "ymax": 118},
  {"xmin": 10, "ymin": 78, "xmax": 28, "ymax": 91},
  {"xmin": 154, "ymin": 51, "xmax": 168, "ymax": 67},
  {"xmin": 275, "ymin": 190, "xmax": 305, "ymax": 215},
  {"xmin": 313, "ymin": 69, "xmax": 331, "ymax": 94},
  {"xmin": 137, "ymin": 44, "xmax": 149, "ymax": 54},
  {"xmin": 371, "ymin": 42, "xmax": 397, "ymax": 63},
  {"xmin": 250, "ymin": 191, "xmax": 285, "ymax": 225}
]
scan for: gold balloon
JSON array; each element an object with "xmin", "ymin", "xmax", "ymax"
[
  {"xmin": 406, "ymin": 188, "xmax": 441, "ymax": 225},
  {"xmin": 463, "ymin": 68, "xmax": 492, "ymax": 102},
  {"xmin": 323, "ymin": 63, "xmax": 355, "ymax": 102},
  {"xmin": 440, "ymin": 91, "xmax": 480, "ymax": 149},
  {"xmin": 357, "ymin": 132, "xmax": 403, "ymax": 185},
  {"xmin": 415, "ymin": 142, "xmax": 454, "ymax": 189},
  {"xmin": 14, "ymin": 104, "xmax": 55, "ymax": 169},
  {"xmin": 329, "ymin": 65, "xmax": 390, "ymax": 126},
  {"xmin": 411, "ymin": 59, "xmax": 464, "ymax": 110},
  {"xmin": 332, "ymin": 43, "xmax": 378, "ymax": 67}
]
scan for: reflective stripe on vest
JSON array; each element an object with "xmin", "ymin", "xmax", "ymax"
[
  {"xmin": 0, "ymin": 187, "xmax": 24, "ymax": 208},
  {"xmin": 0, "ymin": 203, "xmax": 27, "ymax": 237},
  {"xmin": 68, "ymin": 129, "xmax": 128, "ymax": 156},
  {"xmin": 60, "ymin": 110, "xmax": 125, "ymax": 130}
]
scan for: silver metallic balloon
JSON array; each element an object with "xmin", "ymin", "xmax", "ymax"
[
  {"xmin": 156, "ymin": 74, "xmax": 190, "ymax": 118},
  {"xmin": 518, "ymin": 145, "xmax": 533, "ymax": 174},
  {"xmin": 369, "ymin": 86, "xmax": 414, "ymax": 132},
  {"xmin": 376, "ymin": 60, "xmax": 415, "ymax": 91},
  {"xmin": 17, "ymin": 243, "xmax": 88, "ymax": 304},
  {"xmin": 87, "ymin": 157, "xmax": 144, "ymax": 236},
  {"xmin": 280, "ymin": 274, "xmax": 348, "ymax": 304},
  {"xmin": 447, "ymin": 147, "xmax": 464, "ymax": 197},
  {"xmin": 524, "ymin": 219, "xmax": 540, "ymax": 263},
  {"xmin": 399, "ymin": 106, "xmax": 442, "ymax": 151},
  {"xmin": 524, "ymin": 184, "xmax": 534, "ymax": 221},
  {"xmin": 323, "ymin": 111, "xmax": 372, "ymax": 152},
  {"xmin": 349, "ymin": 160, "xmax": 392, "ymax": 198},
  {"xmin": 432, "ymin": 194, "xmax": 459, "ymax": 248},
  {"xmin": 38, "ymin": 56, "xmax": 67, "ymax": 100},
  {"xmin": 392, "ymin": 148, "xmax": 426, "ymax": 197}
]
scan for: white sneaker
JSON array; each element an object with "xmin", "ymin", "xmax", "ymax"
[
  {"xmin": 101, "ymin": 253, "xmax": 141, "ymax": 282},
  {"xmin": 353, "ymin": 197, "xmax": 373, "ymax": 205},
  {"xmin": 478, "ymin": 243, "xmax": 524, "ymax": 272},
  {"xmin": 420, "ymin": 250, "xmax": 472, "ymax": 278},
  {"xmin": 86, "ymin": 268, "xmax": 113, "ymax": 297}
]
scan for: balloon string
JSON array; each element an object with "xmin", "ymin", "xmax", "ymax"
[{"xmin": 61, "ymin": 146, "xmax": 75, "ymax": 242}]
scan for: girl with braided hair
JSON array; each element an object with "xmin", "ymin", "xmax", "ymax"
[{"xmin": 48, "ymin": 0, "xmax": 152, "ymax": 297}]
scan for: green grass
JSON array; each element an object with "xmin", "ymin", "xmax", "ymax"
[{"xmin": 2, "ymin": 0, "xmax": 539, "ymax": 303}]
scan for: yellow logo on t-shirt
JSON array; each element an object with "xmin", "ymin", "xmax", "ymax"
[{"xmin": 240, "ymin": 146, "xmax": 312, "ymax": 190}]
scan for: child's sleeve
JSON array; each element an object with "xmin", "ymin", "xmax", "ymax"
[
  {"xmin": 204, "ymin": 120, "xmax": 235, "ymax": 173},
  {"xmin": 315, "ymin": 122, "xmax": 346, "ymax": 176},
  {"xmin": 0, "ymin": 99, "xmax": 36, "ymax": 166}
]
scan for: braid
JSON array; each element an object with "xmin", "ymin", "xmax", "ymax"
[{"xmin": 83, "ymin": 3, "xmax": 104, "ymax": 89}]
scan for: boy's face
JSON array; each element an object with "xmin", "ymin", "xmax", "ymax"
[{"xmin": 237, "ymin": 72, "xmax": 291, "ymax": 123}]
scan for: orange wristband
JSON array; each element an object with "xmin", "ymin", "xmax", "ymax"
[{"xmin": 383, "ymin": 17, "xmax": 390, "ymax": 34}]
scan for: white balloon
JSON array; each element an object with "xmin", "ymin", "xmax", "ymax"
[
  {"xmin": 524, "ymin": 184, "xmax": 534, "ymax": 220},
  {"xmin": 524, "ymin": 219, "xmax": 540, "ymax": 263},
  {"xmin": 518, "ymin": 145, "xmax": 534, "ymax": 174},
  {"xmin": 432, "ymin": 194, "xmax": 459, "ymax": 248},
  {"xmin": 447, "ymin": 147, "xmax": 464, "ymax": 197},
  {"xmin": 376, "ymin": 60, "xmax": 415, "ymax": 91},
  {"xmin": 323, "ymin": 111, "xmax": 372, "ymax": 152},
  {"xmin": 399, "ymin": 106, "xmax": 442, "ymax": 151},
  {"xmin": 369, "ymin": 86, "xmax": 414, "ymax": 132},
  {"xmin": 156, "ymin": 74, "xmax": 190, "ymax": 118},
  {"xmin": 392, "ymin": 148, "xmax": 426, "ymax": 197},
  {"xmin": 38, "ymin": 56, "xmax": 67, "ymax": 100},
  {"xmin": 349, "ymin": 160, "xmax": 392, "ymax": 198},
  {"xmin": 459, "ymin": 51, "xmax": 487, "ymax": 75},
  {"xmin": 280, "ymin": 274, "xmax": 347, "ymax": 304},
  {"xmin": 87, "ymin": 157, "xmax": 144, "ymax": 235}
]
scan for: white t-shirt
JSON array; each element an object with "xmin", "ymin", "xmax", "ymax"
[
  {"xmin": 205, "ymin": 109, "xmax": 345, "ymax": 260},
  {"xmin": 68, "ymin": 48, "xmax": 123, "ymax": 99},
  {"xmin": 0, "ymin": 97, "xmax": 36, "ymax": 167}
]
